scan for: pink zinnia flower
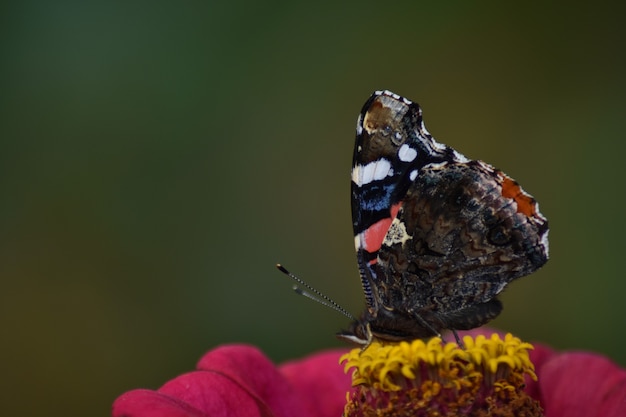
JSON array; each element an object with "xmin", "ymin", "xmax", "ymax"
[{"xmin": 112, "ymin": 332, "xmax": 626, "ymax": 417}]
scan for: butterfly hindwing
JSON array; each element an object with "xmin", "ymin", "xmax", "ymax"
[{"xmin": 373, "ymin": 161, "xmax": 548, "ymax": 336}]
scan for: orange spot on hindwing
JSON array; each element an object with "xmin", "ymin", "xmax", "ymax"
[{"xmin": 501, "ymin": 175, "xmax": 537, "ymax": 217}]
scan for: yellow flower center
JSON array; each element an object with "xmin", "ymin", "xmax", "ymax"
[{"xmin": 340, "ymin": 333, "xmax": 542, "ymax": 417}]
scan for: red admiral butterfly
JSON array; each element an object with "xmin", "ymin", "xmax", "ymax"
[{"xmin": 337, "ymin": 90, "xmax": 549, "ymax": 345}]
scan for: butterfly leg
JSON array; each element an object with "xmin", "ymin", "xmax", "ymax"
[
  {"xmin": 451, "ymin": 330, "xmax": 464, "ymax": 348},
  {"xmin": 437, "ymin": 329, "xmax": 464, "ymax": 347}
]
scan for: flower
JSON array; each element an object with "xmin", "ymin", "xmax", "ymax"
[
  {"xmin": 111, "ymin": 344, "xmax": 351, "ymax": 417},
  {"xmin": 341, "ymin": 330, "xmax": 626, "ymax": 417},
  {"xmin": 112, "ymin": 332, "xmax": 626, "ymax": 417},
  {"xmin": 341, "ymin": 333, "xmax": 542, "ymax": 416}
]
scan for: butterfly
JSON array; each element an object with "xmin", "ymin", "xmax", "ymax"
[{"xmin": 337, "ymin": 90, "xmax": 549, "ymax": 345}]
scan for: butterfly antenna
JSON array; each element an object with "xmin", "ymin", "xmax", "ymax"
[{"xmin": 276, "ymin": 264, "xmax": 355, "ymax": 321}]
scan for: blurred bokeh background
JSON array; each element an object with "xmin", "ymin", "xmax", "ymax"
[{"xmin": 1, "ymin": 2, "xmax": 625, "ymax": 416}]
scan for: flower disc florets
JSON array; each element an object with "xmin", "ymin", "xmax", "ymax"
[{"xmin": 340, "ymin": 333, "xmax": 542, "ymax": 417}]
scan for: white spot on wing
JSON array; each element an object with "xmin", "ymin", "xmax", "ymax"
[
  {"xmin": 375, "ymin": 90, "xmax": 413, "ymax": 105},
  {"xmin": 409, "ymin": 170, "xmax": 418, "ymax": 181},
  {"xmin": 424, "ymin": 161, "xmax": 449, "ymax": 170},
  {"xmin": 430, "ymin": 137, "xmax": 447, "ymax": 152},
  {"xmin": 352, "ymin": 159, "xmax": 392, "ymax": 186},
  {"xmin": 478, "ymin": 160, "xmax": 495, "ymax": 173},
  {"xmin": 373, "ymin": 159, "xmax": 391, "ymax": 181},
  {"xmin": 354, "ymin": 234, "xmax": 362, "ymax": 250},
  {"xmin": 453, "ymin": 150, "xmax": 470, "ymax": 163},
  {"xmin": 534, "ymin": 201, "xmax": 548, "ymax": 222},
  {"xmin": 351, "ymin": 165, "xmax": 360, "ymax": 184},
  {"xmin": 398, "ymin": 144, "xmax": 417, "ymax": 162}
]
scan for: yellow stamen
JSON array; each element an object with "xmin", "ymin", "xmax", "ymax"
[{"xmin": 340, "ymin": 333, "xmax": 542, "ymax": 417}]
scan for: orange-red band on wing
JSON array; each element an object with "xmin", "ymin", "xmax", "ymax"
[
  {"xmin": 501, "ymin": 175, "xmax": 537, "ymax": 217},
  {"xmin": 362, "ymin": 202, "xmax": 402, "ymax": 265}
]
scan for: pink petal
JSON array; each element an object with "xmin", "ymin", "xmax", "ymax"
[
  {"xmin": 114, "ymin": 345, "xmax": 308, "ymax": 417},
  {"xmin": 196, "ymin": 344, "xmax": 312, "ymax": 417},
  {"xmin": 540, "ymin": 352, "xmax": 626, "ymax": 417},
  {"xmin": 158, "ymin": 371, "xmax": 272, "ymax": 417},
  {"xmin": 112, "ymin": 389, "xmax": 206, "ymax": 417},
  {"xmin": 113, "ymin": 370, "xmax": 274, "ymax": 417},
  {"xmin": 280, "ymin": 348, "xmax": 352, "ymax": 417}
]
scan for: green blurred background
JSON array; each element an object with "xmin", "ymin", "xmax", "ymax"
[{"xmin": 2, "ymin": 2, "xmax": 625, "ymax": 416}]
